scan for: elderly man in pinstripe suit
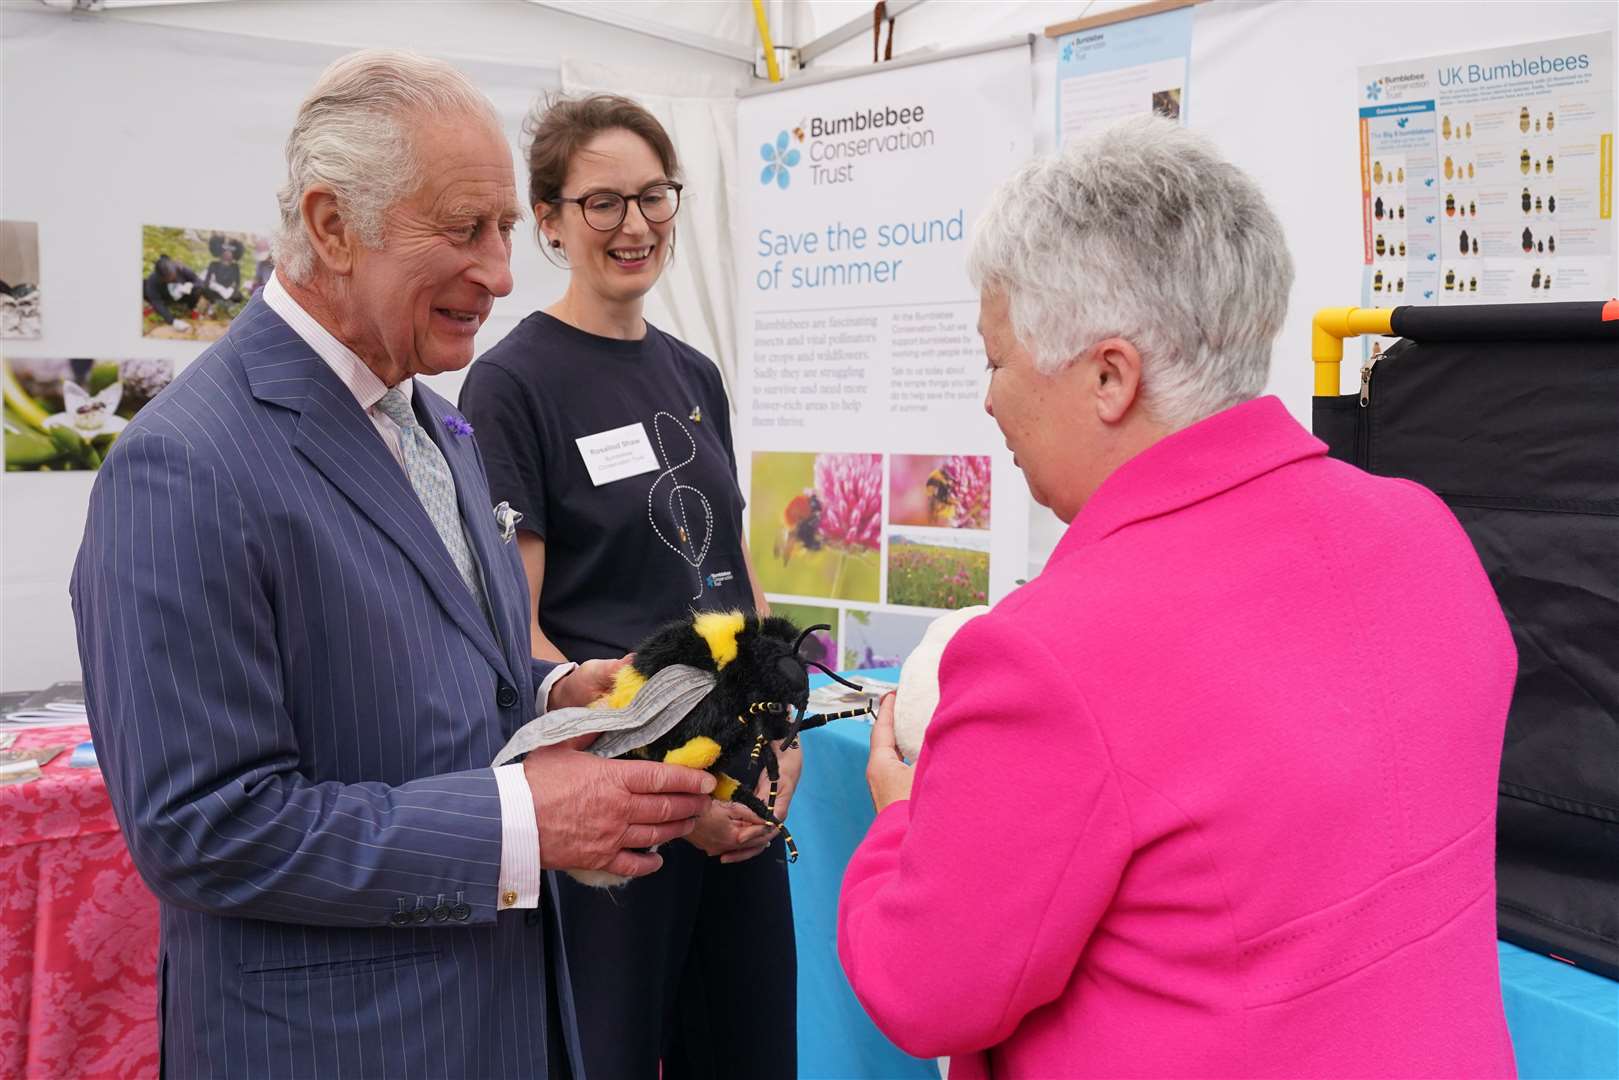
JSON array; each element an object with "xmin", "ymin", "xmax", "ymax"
[{"xmin": 70, "ymin": 50, "xmax": 715, "ymax": 1079}]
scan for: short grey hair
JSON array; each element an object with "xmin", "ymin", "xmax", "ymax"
[
  {"xmin": 273, "ymin": 49, "xmax": 502, "ymax": 282},
  {"xmin": 968, "ymin": 115, "xmax": 1294, "ymax": 428}
]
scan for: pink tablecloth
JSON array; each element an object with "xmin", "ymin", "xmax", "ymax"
[{"xmin": 0, "ymin": 726, "xmax": 160, "ymax": 1079}]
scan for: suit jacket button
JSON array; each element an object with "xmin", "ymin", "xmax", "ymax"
[
  {"xmin": 450, "ymin": 902, "xmax": 472, "ymax": 922},
  {"xmin": 496, "ymin": 683, "xmax": 519, "ymax": 709},
  {"xmin": 432, "ymin": 903, "xmax": 451, "ymax": 922},
  {"xmin": 389, "ymin": 911, "xmax": 412, "ymax": 928},
  {"xmin": 412, "ymin": 905, "xmax": 431, "ymax": 924}
]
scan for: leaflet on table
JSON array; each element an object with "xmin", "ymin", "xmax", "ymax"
[
  {"xmin": 1055, "ymin": 5, "xmax": 1195, "ymax": 143},
  {"xmin": 735, "ymin": 44, "xmax": 1032, "ymax": 675},
  {"xmin": 1356, "ymin": 30, "xmax": 1615, "ymax": 351},
  {"xmin": 0, "ymin": 681, "xmax": 89, "ymax": 727}
]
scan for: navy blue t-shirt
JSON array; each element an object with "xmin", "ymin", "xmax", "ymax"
[{"xmin": 460, "ymin": 312, "xmax": 752, "ymax": 661}]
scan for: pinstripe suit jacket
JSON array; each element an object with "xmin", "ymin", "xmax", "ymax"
[{"xmin": 70, "ymin": 296, "xmax": 582, "ymax": 1079}]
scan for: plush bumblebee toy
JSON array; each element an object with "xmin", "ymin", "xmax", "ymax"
[{"xmin": 494, "ymin": 611, "xmax": 871, "ymax": 886}]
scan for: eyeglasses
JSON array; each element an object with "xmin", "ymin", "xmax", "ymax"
[{"xmin": 551, "ymin": 182, "xmax": 683, "ymax": 232}]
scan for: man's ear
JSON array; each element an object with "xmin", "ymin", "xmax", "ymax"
[
  {"xmin": 301, "ymin": 187, "xmax": 355, "ymax": 276},
  {"xmin": 1091, "ymin": 337, "xmax": 1144, "ymax": 424}
]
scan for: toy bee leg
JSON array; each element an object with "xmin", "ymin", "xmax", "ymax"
[
  {"xmin": 730, "ymin": 786, "xmax": 798, "ymax": 862},
  {"xmin": 784, "ymin": 704, "xmax": 875, "ymax": 750},
  {"xmin": 761, "ymin": 744, "xmax": 781, "ymax": 815}
]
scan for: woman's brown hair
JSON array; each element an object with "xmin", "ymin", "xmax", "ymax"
[{"xmin": 523, "ymin": 93, "xmax": 680, "ymax": 232}]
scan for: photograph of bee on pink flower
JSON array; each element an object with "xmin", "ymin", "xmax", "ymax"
[
  {"xmin": 888, "ymin": 453, "xmax": 991, "ymax": 529},
  {"xmin": 887, "ymin": 530, "xmax": 990, "ymax": 610},
  {"xmin": 749, "ymin": 450, "xmax": 882, "ymax": 602},
  {"xmin": 142, "ymin": 225, "xmax": 273, "ymax": 340},
  {"xmin": 4, "ymin": 356, "xmax": 174, "ymax": 471}
]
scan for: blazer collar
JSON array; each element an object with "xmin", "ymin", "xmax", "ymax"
[
  {"xmin": 234, "ymin": 297, "xmax": 514, "ymax": 685},
  {"xmin": 1053, "ymin": 396, "xmax": 1327, "ymax": 561}
]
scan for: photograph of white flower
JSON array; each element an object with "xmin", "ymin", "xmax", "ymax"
[{"xmin": 4, "ymin": 357, "xmax": 173, "ymax": 471}]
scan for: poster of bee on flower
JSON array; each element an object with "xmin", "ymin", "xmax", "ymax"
[
  {"xmin": 142, "ymin": 225, "xmax": 272, "ymax": 340},
  {"xmin": 749, "ymin": 451, "xmax": 882, "ymax": 602},
  {"xmin": 888, "ymin": 453, "xmax": 991, "ymax": 529},
  {"xmin": 4, "ymin": 356, "xmax": 173, "ymax": 471}
]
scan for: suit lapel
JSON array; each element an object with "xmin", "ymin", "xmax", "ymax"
[
  {"xmin": 237, "ymin": 297, "xmax": 513, "ymax": 685},
  {"xmin": 416, "ymin": 387, "xmax": 532, "ymax": 691}
]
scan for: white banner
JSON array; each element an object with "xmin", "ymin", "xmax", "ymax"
[{"xmin": 734, "ymin": 44, "xmax": 1032, "ymax": 671}]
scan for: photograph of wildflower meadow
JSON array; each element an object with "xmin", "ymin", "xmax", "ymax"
[
  {"xmin": 142, "ymin": 225, "xmax": 272, "ymax": 340},
  {"xmin": 4, "ymin": 357, "xmax": 174, "ymax": 471},
  {"xmin": 887, "ymin": 529, "xmax": 990, "ymax": 610},
  {"xmin": 843, "ymin": 609, "xmax": 933, "ymax": 671},
  {"xmin": 769, "ymin": 602, "xmax": 840, "ymax": 669},
  {"xmin": 889, "ymin": 454, "xmax": 991, "ymax": 529},
  {"xmin": 749, "ymin": 451, "xmax": 881, "ymax": 602}
]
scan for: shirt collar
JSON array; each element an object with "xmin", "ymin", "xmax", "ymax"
[
  {"xmin": 263, "ymin": 270, "xmax": 410, "ymax": 412},
  {"xmin": 1052, "ymin": 395, "xmax": 1327, "ymax": 561}
]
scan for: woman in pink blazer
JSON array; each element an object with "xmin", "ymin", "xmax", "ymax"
[{"xmin": 838, "ymin": 116, "xmax": 1518, "ymax": 1079}]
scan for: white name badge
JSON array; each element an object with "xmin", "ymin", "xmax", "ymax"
[{"xmin": 575, "ymin": 422, "xmax": 661, "ymax": 487}]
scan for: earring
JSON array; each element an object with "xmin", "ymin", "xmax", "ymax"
[{"xmin": 550, "ymin": 239, "xmax": 561, "ymax": 249}]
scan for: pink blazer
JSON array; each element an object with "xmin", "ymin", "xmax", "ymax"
[{"xmin": 839, "ymin": 397, "xmax": 1518, "ymax": 1078}]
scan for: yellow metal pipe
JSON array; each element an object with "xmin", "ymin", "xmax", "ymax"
[
  {"xmin": 1311, "ymin": 307, "xmax": 1394, "ymax": 395},
  {"xmin": 752, "ymin": 0, "xmax": 782, "ymax": 83}
]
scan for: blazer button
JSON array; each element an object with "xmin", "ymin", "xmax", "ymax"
[
  {"xmin": 389, "ymin": 911, "xmax": 412, "ymax": 928},
  {"xmin": 496, "ymin": 683, "xmax": 519, "ymax": 709},
  {"xmin": 450, "ymin": 902, "xmax": 472, "ymax": 922}
]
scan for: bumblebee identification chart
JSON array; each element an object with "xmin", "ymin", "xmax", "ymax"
[
  {"xmin": 1357, "ymin": 32, "xmax": 1614, "ymax": 308},
  {"xmin": 733, "ymin": 44, "xmax": 1031, "ymax": 673}
]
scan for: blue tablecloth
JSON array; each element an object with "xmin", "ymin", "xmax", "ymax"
[{"xmin": 790, "ymin": 670, "xmax": 1619, "ymax": 1079}]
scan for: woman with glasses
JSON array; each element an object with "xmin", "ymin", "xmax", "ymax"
[{"xmin": 459, "ymin": 94, "xmax": 797, "ymax": 1079}]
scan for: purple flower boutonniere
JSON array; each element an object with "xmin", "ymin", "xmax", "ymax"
[{"xmin": 444, "ymin": 415, "xmax": 474, "ymax": 438}]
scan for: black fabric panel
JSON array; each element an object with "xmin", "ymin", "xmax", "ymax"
[
  {"xmin": 1310, "ymin": 394, "xmax": 1360, "ymax": 465},
  {"xmin": 1390, "ymin": 300, "xmax": 1619, "ymax": 342},
  {"xmin": 1311, "ymin": 316, "xmax": 1619, "ymax": 976},
  {"xmin": 1367, "ymin": 338, "xmax": 1619, "ymax": 505}
]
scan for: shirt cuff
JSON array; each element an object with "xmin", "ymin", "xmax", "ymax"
[
  {"xmin": 536, "ymin": 661, "xmax": 578, "ymax": 715},
  {"xmin": 494, "ymin": 763, "xmax": 541, "ymax": 910}
]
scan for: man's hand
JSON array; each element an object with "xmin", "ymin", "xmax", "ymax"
[
  {"xmin": 719, "ymin": 741, "xmax": 803, "ymax": 864},
  {"xmin": 524, "ymin": 748, "xmax": 714, "ymax": 879},
  {"xmin": 548, "ymin": 655, "xmax": 628, "ymax": 710},
  {"xmin": 866, "ymin": 693, "xmax": 914, "ymax": 813}
]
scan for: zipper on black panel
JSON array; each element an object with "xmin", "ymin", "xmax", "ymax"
[
  {"xmin": 1358, "ymin": 348, "xmax": 1381, "ymax": 407},
  {"xmin": 1355, "ymin": 347, "xmax": 1380, "ymax": 469}
]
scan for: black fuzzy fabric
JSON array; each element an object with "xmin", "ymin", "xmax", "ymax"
[{"xmin": 632, "ymin": 614, "xmax": 811, "ymax": 774}]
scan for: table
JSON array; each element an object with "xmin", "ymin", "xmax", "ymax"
[
  {"xmin": 0, "ymin": 725, "xmax": 160, "ymax": 1080},
  {"xmin": 790, "ymin": 671, "xmax": 1619, "ymax": 1080}
]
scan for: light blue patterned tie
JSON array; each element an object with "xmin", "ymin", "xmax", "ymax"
[{"xmin": 375, "ymin": 387, "xmax": 487, "ymax": 615}]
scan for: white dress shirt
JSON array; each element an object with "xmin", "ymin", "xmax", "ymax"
[{"xmin": 264, "ymin": 272, "xmax": 568, "ymax": 910}]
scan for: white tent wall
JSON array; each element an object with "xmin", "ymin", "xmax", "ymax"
[
  {"xmin": 794, "ymin": 0, "xmax": 1619, "ymax": 569},
  {"xmin": 0, "ymin": 2, "xmax": 751, "ymax": 692}
]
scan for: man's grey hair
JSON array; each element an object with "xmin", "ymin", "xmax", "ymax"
[
  {"xmin": 968, "ymin": 115, "xmax": 1294, "ymax": 428},
  {"xmin": 273, "ymin": 49, "xmax": 502, "ymax": 282}
]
